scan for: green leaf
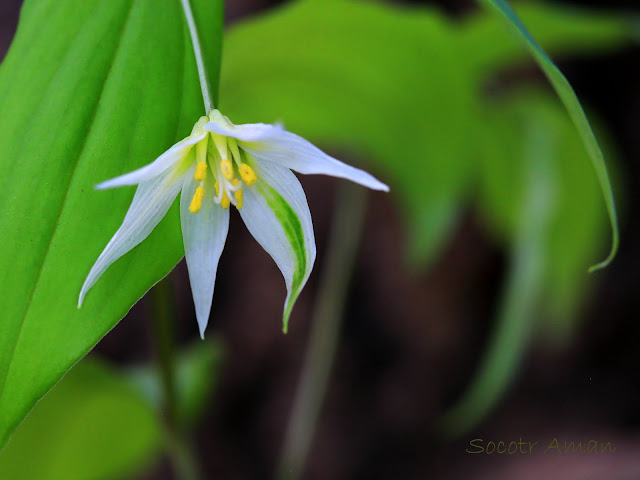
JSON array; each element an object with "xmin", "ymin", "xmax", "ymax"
[
  {"xmin": 128, "ymin": 339, "xmax": 224, "ymax": 429},
  {"xmin": 479, "ymin": 0, "xmax": 619, "ymax": 271},
  {"xmin": 479, "ymin": 90, "xmax": 609, "ymax": 339},
  {"xmin": 442, "ymin": 88, "xmax": 613, "ymax": 434},
  {"xmin": 0, "ymin": 0, "xmax": 223, "ymax": 448},
  {"xmin": 221, "ymin": 0, "xmax": 477, "ymax": 266},
  {"xmin": 0, "ymin": 358, "xmax": 161, "ymax": 480},
  {"xmin": 221, "ymin": 0, "xmax": 629, "ymax": 268},
  {"xmin": 461, "ymin": 1, "xmax": 633, "ymax": 76},
  {"xmin": 440, "ymin": 102, "xmax": 556, "ymax": 436}
]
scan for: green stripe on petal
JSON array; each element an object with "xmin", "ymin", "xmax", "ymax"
[
  {"xmin": 238, "ymin": 162, "xmax": 315, "ymax": 333},
  {"xmin": 259, "ymin": 183, "xmax": 307, "ymax": 330}
]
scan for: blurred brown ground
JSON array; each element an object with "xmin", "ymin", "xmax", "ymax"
[{"xmin": 2, "ymin": 0, "xmax": 639, "ymax": 479}]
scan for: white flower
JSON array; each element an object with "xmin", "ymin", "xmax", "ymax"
[{"xmin": 79, "ymin": 110, "xmax": 389, "ymax": 337}]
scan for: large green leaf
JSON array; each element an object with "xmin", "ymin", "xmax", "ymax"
[
  {"xmin": 0, "ymin": 358, "xmax": 161, "ymax": 480},
  {"xmin": 221, "ymin": 0, "xmax": 630, "ymax": 266},
  {"xmin": 480, "ymin": 0, "xmax": 619, "ymax": 271},
  {"xmin": 0, "ymin": 0, "xmax": 223, "ymax": 448},
  {"xmin": 222, "ymin": 0, "xmax": 477, "ymax": 265}
]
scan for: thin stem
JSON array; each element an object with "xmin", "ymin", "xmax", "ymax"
[
  {"xmin": 164, "ymin": 426, "xmax": 202, "ymax": 480},
  {"xmin": 180, "ymin": 0, "xmax": 213, "ymax": 113},
  {"xmin": 150, "ymin": 277, "xmax": 177, "ymax": 422},
  {"xmin": 150, "ymin": 277, "xmax": 202, "ymax": 480},
  {"xmin": 276, "ymin": 183, "xmax": 368, "ymax": 480}
]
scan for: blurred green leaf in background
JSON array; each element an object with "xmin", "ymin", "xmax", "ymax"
[
  {"xmin": 0, "ymin": 339, "xmax": 223, "ymax": 479},
  {"xmin": 480, "ymin": 0, "xmax": 618, "ymax": 272},
  {"xmin": 0, "ymin": 359, "xmax": 161, "ymax": 480},
  {"xmin": 220, "ymin": 0, "xmax": 631, "ymax": 434},
  {"xmin": 128, "ymin": 339, "xmax": 224, "ymax": 429}
]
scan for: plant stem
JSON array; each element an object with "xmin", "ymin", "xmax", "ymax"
[
  {"xmin": 151, "ymin": 277, "xmax": 177, "ymax": 422},
  {"xmin": 276, "ymin": 183, "xmax": 368, "ymax": 480},
  {"xmin": 150, "ymin": 276, "xmax": 202, "ymax": 480},
  {"xmin": 180, "ymin": 0, "xmax": 213, "ymax": 113}
]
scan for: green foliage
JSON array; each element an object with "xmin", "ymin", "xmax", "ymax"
[
  {"xmin": 480, "ymin": 0, "xmax": 618, "ymax": 271},
  {"xmin": 442, "ymin": 90, "xmax": 607, "ymax": 434},
  {"xmin": 0, "ymin": 359, "xmax": 161, "ymax": 480},
  {"xmin": 461, "ymin": 1, "xmax": 631, "ymax": 75},
  {"xmin": 221, "ymin": 0, "xmax": 629, "ymax": 434},
  {"xmin": 0, "ymin": 0, "xmax": 631, "ymax": 452},
  {"xmin": 479, "ymin": 91, "xmax": 608, "ymax": 330},
  {"xmin": 222, "ymin": 0, "xmax": 627, "ymax": 267},
  {"xmin": 0, "ymin": 0, "xmax": 223, "ymax": 448},
  {"xmin": 222, "ymin": 0, "xmax": 477, "ymax": 265},
  {"xmin": 128, "ymin": 339, "xmax": 224, "ymax": 429}
]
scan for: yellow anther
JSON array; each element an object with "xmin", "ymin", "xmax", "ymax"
[
  {"xmin": 214, "ymin": 181, "xmax": 220, "ymax": 196},
  {"xmin": 220, "ymin": 159, "xmax": 234, "ymax": 181},
  {"xmin": 221, "ymin": 191, "xmax": 230, "ymax": 209},
  {"xmin": 189, "ymin": 186, "xmax": 205, "ymax": 214},
  {"xmin": 234, "ymin": 188, "xmax": 243, "ymax": 209},
  {"xmin": 194, "ymin": 161, "xmax": 207, "ymax": 182},
  {"xmin": 232, "ymin": 178, "xmax": 239, "ymax": 187},
  {"xmin": 238, "ymin": 163, "xmax": 257, "ymax": 185}
]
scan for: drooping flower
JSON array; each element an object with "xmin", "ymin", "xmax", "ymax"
[{"xmin": 78, "ymin": 110, "xmax": 389, "ymax": 337}]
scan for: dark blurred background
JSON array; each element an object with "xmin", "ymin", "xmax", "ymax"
[{"xmin": 2, "ymin": 0, "xmax": 639, "ymax": 479}]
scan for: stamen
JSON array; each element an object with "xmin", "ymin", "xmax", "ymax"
[
  {"xmin": 189, "ymin": 186, "xmax": 205, "ymax": 214},
  {"xmin": 232, "ymin": 178, "xmax": 239, "ymax": 187},
  {"xmin": 214, "ymin": 181, "xmax": 220, "ymax": 197},
  {"xmin": 220, "ymin": 159, "xmax": 234, "ymax": 181},
  {"xmin": 194, "ymin": 161, "xmax": 207, "ymax": 182},
  {"xmin": 221, "ymin": 190, "xmax": 230, "ymax": 209},
  {"xmin": 234, "ymin": 188, "xmax": 243, "ymax": 209},
  {"xmin": 238, "ymin": 163, "xmax": 257, "ymax": 185}
]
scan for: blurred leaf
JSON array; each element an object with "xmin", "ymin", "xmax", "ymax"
[
  {"xmin": 479, "ymin": 0, "xmax": 618, "ymax": 271},
  {"xmin": 222, "ymin": 0, "xmax": 478, "ymax": 265},
  {"xmin": 128, "ymin": 339, "xmax": 224, "ymax": 429},
  {"xmin": 222, "ymin": 0, "xmax": 630, "ymax": 267},
  {"xmin": 442, "ymin": 88, "xmax": 611, "ymax": 434},
  {"xmin": 462, "ymin": 1, "xmax": 633, "ymax": 76},
  {"xmin": 0, "ymin": 0, "xmax": 223, "ymax": 448},
  {"xmin": 479, "ymin": 90, "xmax": 607, "ymax": 338},
  {"xmin": 0, "ymin": 358, "xmax": 161, "ymax": 480},
  {"xmin": 441, "ymin": 103, "xmax": 555, "ymax": 436}
]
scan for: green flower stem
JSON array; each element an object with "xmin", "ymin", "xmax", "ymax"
[
  {"xmin": 276, "ymin": 183, "xmax": 368, "ymax": 480},
  {"xmin": 180, "ymin": 0, "xmax": 213, "ymax": 113},
  {"xmin": 150, "ymin": 277, "xmax": 177, "ymax": 422},
  {"xmin": 150, "ymin": 277, "xmax": 202, "ymax": 480},
  {"xmin": 163, "ymin": 427, "xmax": 202, "ymax": 480}
]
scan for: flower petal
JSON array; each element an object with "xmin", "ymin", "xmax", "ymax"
[
  {"xmin": 205, "ymin": 120, "xmax": 388, "ymax": 191},
  {"xmin": 96, "ymin": 132, "xmax": 206, "ymax": 190},
  {"xmin": 205, "ymin": 118, "xmax": 284, "ymax": 142},
  {"xmin": 78, "ymin": 169, "xmax": 185, "ymax": 307},
  {"xmin": 239, "ymin": 163, "xmax": 316, "ymax": 333},
  {"xmin": 180, "ymin": 172, "xmax": 229, "ymax": 338}
]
